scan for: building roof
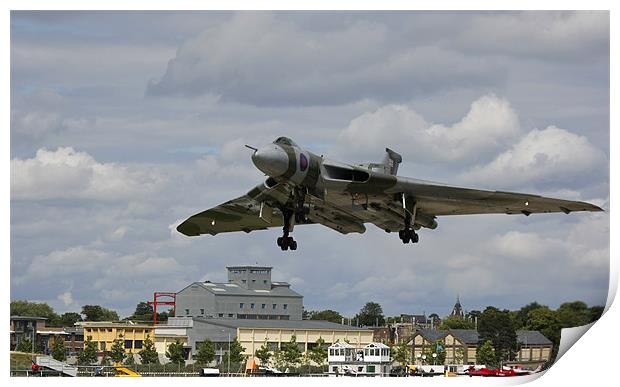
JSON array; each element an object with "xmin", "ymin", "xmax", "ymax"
[
  {"xmin": 329, "ymin": 342, "xmax": 355, "ymax": 349},
  {"xmin": 227, "ymin": 265, "xmax": 273, "ymax": 270},
  {"xmin": 415, "ymin": 329, "xmax": 552, "ymax": 346},
  {"xmin": 365, "ymin": 343, "xmax": 389, "ymax": 349},
  {"xmin": 179, "ymin": 281, "xmax": 302, "ymax": 298},
  {"xmin": 77, "ymin": 321, "xmax": 153, "ymax": 329},
  {"xmin": 415, "ymin": 329, "xmax": 448, "ymax": 342},
  {"xmin": 449, "ymin": 329, "xmax": 480, "ymax": 345},
  {"xmin": 517, "ymin": 330, "xmax": 553, "ymax": 345},
  {"xmin": 194, "ymin": 317, "xmax": 370, "ymax": 331},
  {"xmin": 10, "ymin": 316, "xmax": 48, "ymax": 321}
]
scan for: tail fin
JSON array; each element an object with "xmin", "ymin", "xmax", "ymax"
[{"xmin": 383, "ymin": 148, "xmax": 402, "ymax": 175}]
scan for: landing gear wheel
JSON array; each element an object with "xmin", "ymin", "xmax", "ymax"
[
  {"xmin": 399, "ymin": 229, "xmax": 418, "ymax": 244},
  {"xmin": 277, "ymin": 209, "xmax": 298, "ymax": 251}
]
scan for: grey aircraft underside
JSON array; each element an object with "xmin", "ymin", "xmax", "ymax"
[{"xmin": 177, "ymin": 137, "xmax": 603, "ymax": 251}]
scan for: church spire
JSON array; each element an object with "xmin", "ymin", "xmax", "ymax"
[{"xmin": 451, "ymin": 294, "xmax": 464, "ymax": 318}]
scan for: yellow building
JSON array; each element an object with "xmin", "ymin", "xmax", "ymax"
[{"xmin": 79, "ymin": 322, "xmax": 154, "ymax": 353}]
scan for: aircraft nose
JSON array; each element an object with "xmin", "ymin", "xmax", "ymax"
[{"xmin": 251, "ymin": 145, "xmax": 290, "ymax": 177}]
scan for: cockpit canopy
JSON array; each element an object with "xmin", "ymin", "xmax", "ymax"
[{"xmin": 274, "ymin": 137, "xmax": 298, "ymax": 147}]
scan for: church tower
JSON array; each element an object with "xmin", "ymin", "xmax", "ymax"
[{"xmin": 450, "ymin": 294, "xmax": 464, "ymax": 318}]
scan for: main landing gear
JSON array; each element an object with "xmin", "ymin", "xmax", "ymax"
[
  {"xmin": 277, "ymin": 209, "xmax": 297, "ymax": 251},
  {"xmin": 399, "ymin": 211, "xmax": 419, "ymax": 244},
  {"xmin": 399, "ymin": 229, "xmax": 419, "ymax": 244}
]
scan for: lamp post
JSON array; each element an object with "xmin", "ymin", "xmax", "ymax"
[
  {"xmin": 416, "ymin": 353, "xmax": 421, "ymax": 365},
  {"xmin": 227, "ymin": 331, "xmax": 231, "ymax": 376},
  {"xmin": 422, "ymin": 354, "xmax": 427, "ymax": 365},
  {"xmin": 432, "ymin": 352, "xmax": 437, "ymax": 365}
]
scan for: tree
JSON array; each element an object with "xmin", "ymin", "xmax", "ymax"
[
  {"xmin": 271, "ymin": 348, "xmax": 286, "ymax": 370},
  {"xmin": 109, "ymin": 338, "xmax": 126, "ymax": 364},
  {"xmin": 557, "ymin": 301, "xmax": 591, "ymax": 328},
  {"xmin": 439, "ymin": 315, "xmax": 474, "ymax": 330},
  {"xmin": 196, "ymin": 339, "xmax": 216, "ymax": 365},
  {"xmin": 130, "ymin": 302, "xmax": 153, "ymax": 321},
  {"xmin": 78, "ymin": 338, "xmax": 98, "ymax": 365},
  {"xmin": 254, "ymin": 341, "xmax": 272, "ymax": 366},
  {"xmin": 308, "ymin": 338, "xmax": 327, "ymax": 369},
  {"xmin": 138, "ymin": 335, "xmax": 159, "ymax": 364},
  {"xmin": 281, "ymin": 335, "xmax": 302, "ymax": 368},
  {"xmin": 589, "ymin": 305, "xmax": 605, "ymax": 322},
  {"xmin": 354, "ymin": 302, "xmax": 385, "ymax": 326},
  {"xmin": 52, "ymin": 337, "xmax": 66, "ymax": 362},
  {"xmin": 60, "ymin": 312, "xmax": 82, "ymax": 327},
  {"xmin": 11, "ymin": 300, "xmax": 61, "ymax": 326},
  {"xmin": 392, "ymin": 341, "xmax": 411, "ymax": 366},
  {"xmin": 513, "ymin": 302, "xmax": 546, "ymax": 329},
  {"xmin": 81, "ymin": 305, "xmax": 119, "ymax": 322},
  {"xmin": 16, "ymin": 337, "xmax": 35, "ymax": 353},
  {"xmin": 477, "ymin": 306, "xmax": 518, "ymax": 364},
  {"xmin": 307, "ymin": 309, "xmax": 344, "ymax": 323},
  {"xmin": 454, "ymin": 347, "xmax": 465, "ymax": 364},
  {"xmin": 124, "ymin": 353, "xmax": 136, "ymax": 366},
  {"xmin": 476, "ymin": 340, "xmax": 496, "ymax": 368},
  {"xmin": 166, "ymin": 339, "xmax": 186, "ymax": 366},
  {"xmin": 525, "ymin": 307, "xmax": 561, "ymax": 351},
  {"xmin": 229, "ymin": 339, "xmax": 246, "ymax": 364}
]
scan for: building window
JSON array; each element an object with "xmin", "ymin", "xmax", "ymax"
[
  {"xmin": 185, "ymin": 309, "xmax": 190, "ymax": 315},
  {"xmin": 218, "ymin": 313, "xmax": 224, "ymax": 317},
  {"xmin": 239, "ymin": 303, "xmax": 244, "ymax": 309},
  {"xmin": 134, "ymin": 340, "xmax": 143, "ymax": 349},
  {"xmin": 200, "ymin": 309, "xmax": 205, "ymax": 315},
  {"xmin": 283, "ymin": 304, "xmax": 288, "ymax": 310},
  {"xmin": 250, "ymin": 303, "xmax": 255, "ymax": 309},
  {"xmin": 272, "ymin": 304, "xmax": 277, "ymax": 309},
  {"xmin": 242, "ymin": 280, "xmax": 247, "ymax": 284},
  {"xmin": 100, "ymin": 342, "xmax": 106, "ymax": 351},
  {"xmin": 228, "ymin": 314, "xmax": 234, "ymax": 318},
  {"xmin": 125, "ymin": 340, "xmax": 133, "ymax": 349},
  {"xmin": 252, "ymin": 279, "xmax": 256, "ymax": 283},
  {"xmin": 261, "ymin": 304, "xmax": 266, "ymax": 309},
  {"xmin": 263, "ymin": 280, "xmax": 267, "ymax": 284}
]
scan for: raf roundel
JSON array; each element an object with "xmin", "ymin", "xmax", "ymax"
[{"xmin": 299, "ymin": 153, "xmax": 308, "ymax": 172}]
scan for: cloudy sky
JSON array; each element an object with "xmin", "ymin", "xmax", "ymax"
[{"xmin": 10, "ymin": 11, "xmax": 610, "ymax": 319}]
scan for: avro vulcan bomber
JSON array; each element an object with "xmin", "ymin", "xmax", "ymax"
[{"xmin": 177, "ymin": 137, "xmax": 602, "ymax": 251}]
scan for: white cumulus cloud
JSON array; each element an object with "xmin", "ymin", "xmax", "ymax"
[
  {"xmin": 460, "ymin": 126, "xmax": 607, "ymax": 188},
  {"xmin": 11, "ymin": 147, "xmax": 167, "ymax": 201},
  {"xmin": 335, "ymin": 94, "xmax": 520, "ymax": 164}
]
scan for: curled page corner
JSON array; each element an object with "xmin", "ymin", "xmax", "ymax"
[{"xmin": 554, "ymin": 322, "xmax": 596, "ymax": 363}]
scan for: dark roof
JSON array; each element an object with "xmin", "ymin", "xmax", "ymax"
[
  {"xmin": 411, "ymin": 327, "xmax": 554, "ymax": 347},
  {"xmin": 227, "ymin": 265, "xmax": 272, "ymax": 270},
  {"xmin": 195, "ymin": 317, "xmax": 369, "ymax": 331},
  {"xmin": 10, "ymin": 316, "xmax": 48, "ymax": 321},
  {"xmin": 517, "ymin": 330, "xmax": 552, "ymax": 345},
  {"xmin": 415, "ymin": 329, "xmax": 447, "ymax": 342},
  {"xmin": 449, "ymin": 329, "xmax": 480, "ymax": 345}
]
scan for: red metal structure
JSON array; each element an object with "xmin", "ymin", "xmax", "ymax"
[{"xmin": 147, "ymin": 292, "xmax": 176, "ymax": 325}]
